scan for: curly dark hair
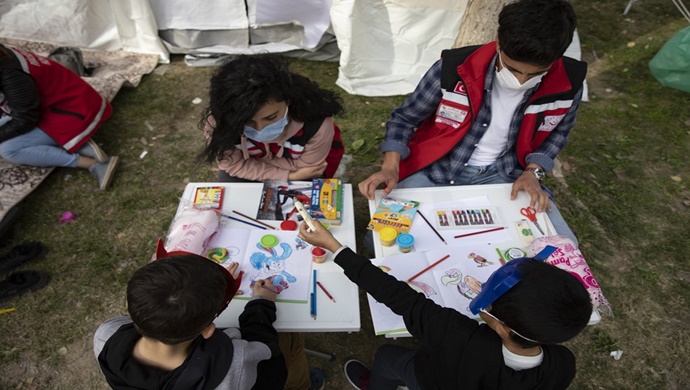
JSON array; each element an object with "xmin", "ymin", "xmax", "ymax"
[{"xmin": 200, "ymin": 53, "xmax": 344, "ymax": 164}]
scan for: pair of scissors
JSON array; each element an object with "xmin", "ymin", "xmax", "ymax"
[{"xmin": 520, "ymin": 207, "xmax": 545, "ymax": 235}]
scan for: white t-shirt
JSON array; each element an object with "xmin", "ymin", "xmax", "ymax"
[
  {"xmin": 466, "ymin": 77, "xmax": 525, "ymax": 166},
  {"xmin": 502, "ymin": 344, "xmax": 543, "ymax": 371}
]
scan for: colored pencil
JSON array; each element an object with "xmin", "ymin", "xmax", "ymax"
[
  {"xmin": 0, "ymin": 308, "xmax": 16, "ymax": 315},
  {"xmin": 232, "ymin": 210, "xmax": 276, "ymax": 230},
  {"xmin": 495, "ymin": 247, "xmax": 506, "ymax": 265},
  {"xmin": 454, "ymin": 226, "xmax": 506, "ymax": 239},
  {"xmin": 316, "ymin": 281, "xmax": 336, "ymax": 303},
  {"xmin": 417, "ymin": 211, "xmax": 447, "ymax": 245},
  {"xmin": 407, "ymin": 254, "xmax": 451, "ymax": 283},
  {"xmin": 311, "ymin": 269, "xmax": 318, "ymax": 319},
  {"xmin": 220, "ymin": 213, "xmax": 267, "ymax": 230}
]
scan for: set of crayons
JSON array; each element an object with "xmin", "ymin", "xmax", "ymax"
[
  {"xmin": 435, "ymin": 208, "xmax": 498, "ymax": 228},
  {"xmin": 372, "ymin": 218, "xmax": 406, "ymax": 229}
]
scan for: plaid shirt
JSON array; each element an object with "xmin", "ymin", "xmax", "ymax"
[{"xmin": 380, "ymin": 56, "xmax": 583, "ymax": 184}]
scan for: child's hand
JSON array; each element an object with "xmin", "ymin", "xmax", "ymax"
[
  {"xmin": 226, "ymin": 262, "xmax": 240, "ymax": 277},
  {"xmin": 298, "ymin": 220, "xmax": 343, "ymax": 253},
  {"xmin": 252, "ymin": 279, "xmax": 278, "ymax": 302}
]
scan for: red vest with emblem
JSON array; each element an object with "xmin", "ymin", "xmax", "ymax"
[
  {"xmin": 3, "ymin": 46, "xmax": 111, "ymax": 152},
  {"xmin": 398, "ymin": 42, "xmax": 586, "ymax": 180},
  {"xmin": 241, "ymin": 118, "xmax": 344, "ymax": 178}
]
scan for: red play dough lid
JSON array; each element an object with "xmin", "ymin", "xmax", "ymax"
[{"xmin": 280, "ymin": 220, "xmax": 298, "ymax": 230}]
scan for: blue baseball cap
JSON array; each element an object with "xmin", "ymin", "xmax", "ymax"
[{"xmin": 468, "ymin": 245, "xmax": 558, "ymax": 315}]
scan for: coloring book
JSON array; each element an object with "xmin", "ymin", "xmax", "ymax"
[
  {"xmin": 256, "ymin": 181, "xmax": 312, "ymax": 221},
  {"xmin": 204, "ymin": 228, "xmax": 314, "ymax": 303},
  {"xmin": 368, "ymin": 245, "xmax": 506, "ymax": 335}
]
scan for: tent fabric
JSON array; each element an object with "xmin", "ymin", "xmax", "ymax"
[
  {"xmin": 331, "ymin": 0, "xmax": 468, "ymax": 96},
  {"xmin": 0, "ymin": 0, "xmax": 169, "ymax": 62},
  {"xmin": 0, "ymin": 0, "xmax": 584, "ymax": 97}
]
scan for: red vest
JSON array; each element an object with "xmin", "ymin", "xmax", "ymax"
[
  {"xmin": 5, "ymin": 46, "xmax": 111, "ymax": 152},
  {"xmin": 399, "ymin": 42, "xmax": 586, "ymax": 180},
  {"xmin": 240, "ymin": 120, "xmax": 344, "ymax": 178}
]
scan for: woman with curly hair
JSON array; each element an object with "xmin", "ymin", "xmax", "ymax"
[{"xmin": 201, "ymin": 54, "xmax": 345, "ymax": 182}]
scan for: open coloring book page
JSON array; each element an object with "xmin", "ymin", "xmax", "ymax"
[
  {"xmin": 205, "ymin": 228, "xmax": 314, "ymax": 303},
  {"xmin": 368, "ymin": 244, "xmax": 505, "ymax": 335}
]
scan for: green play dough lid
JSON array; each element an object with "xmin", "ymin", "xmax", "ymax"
[{"xmin": 260, "ymin": 234, "xmax": 279, "ymax": 248}]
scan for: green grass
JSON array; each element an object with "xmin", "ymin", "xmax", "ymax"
[{"xmin": 1, "ymin": 0, "xmax": 690, "ymax": 388}]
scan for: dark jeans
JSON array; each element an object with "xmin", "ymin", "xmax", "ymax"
[{"xmin": 371, "ymin": 344, "xmax": 421, "ymax": 390}]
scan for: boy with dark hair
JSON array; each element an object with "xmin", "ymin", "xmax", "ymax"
[
  {"xmin": 359, "ymin": 0, "xmax": 586, "ymax": 245},
  {"xmin": 94, "ymin": 242, "xmax": 292, "ymax": 390},
  {"xmin": 299, "ymin": 221, "xmax": 592, "ymax": 389}
]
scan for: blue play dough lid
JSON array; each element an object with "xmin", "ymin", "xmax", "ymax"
[{"xmin": 396, "ymin": 233, "xmax": 415, "ymax": 247}]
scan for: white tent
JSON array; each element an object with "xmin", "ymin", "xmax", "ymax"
[{"xmin": 0, "ymin": 0, "xmax": 469, "ymax": 96}]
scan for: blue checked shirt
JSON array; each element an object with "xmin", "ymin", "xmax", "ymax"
[{"xmin": 380, "ymin": 57, "xmax": 584, "ymax": 184}]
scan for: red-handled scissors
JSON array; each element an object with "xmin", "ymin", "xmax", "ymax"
[{"xmin": 520, "ymin": 207, "xmax": 545, "ymax": 235}]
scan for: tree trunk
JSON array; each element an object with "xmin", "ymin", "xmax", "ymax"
[{"xmin": 453, "ymin": 0, "xmax": 513, "ymax": 48}]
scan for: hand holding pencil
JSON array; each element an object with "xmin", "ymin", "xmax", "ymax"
[{"xmin": 252, "ymin": 279, "xmax": 278, "ymax": 301}]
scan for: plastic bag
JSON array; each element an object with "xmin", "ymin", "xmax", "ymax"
[
  {"xmin": 528, "ymin": 235, "xmax": 613, "ymax": 318},
  {"xmin": 164, "ymin": 205, "xmax": 220, "ymax": 255},
  {"xmin": 649, "ymin": 25, "xmax": 690, "ymax": 94}
]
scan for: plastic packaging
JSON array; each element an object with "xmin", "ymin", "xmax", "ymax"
[
  {"xmin": 649, "ymin": 25, "xmax": 690, "ymax": 94},
  {"xmin": 164, "ymin": 205, "xmax": 219, "ymax": 255},
  {"xmin": 528, "ymin": 235, "xmax": 613, "ymax": 317}
]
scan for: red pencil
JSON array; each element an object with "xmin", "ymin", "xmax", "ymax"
[
  {"xmin": 454, "ymin": 226, "xmax": 506, "ymax": 239},
  {"xmin": 316, "ymin": 281, "xmax": 336, "ymax": 303},
  {"xmin": 407, "ymin": 254, "xmax": 451, "ymax": 283}
]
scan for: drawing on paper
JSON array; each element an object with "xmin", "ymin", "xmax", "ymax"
[
  {"xmin": 441, "ymin": 269, "xmax": 483, "ymax": 300},
  {"xmin": 408, "ymin": 280, "xmax": 437, "ymax": 297},
  {"xmin": 468, "ymin": 252, "xmax": 493, "ymax": 267},
  {"xmin": 248, "ymin": 242, "xmax": 296, "ymax": 293}
]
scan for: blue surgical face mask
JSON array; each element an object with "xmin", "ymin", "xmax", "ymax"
[{"xmin": 243, "ymin": 107, "xmax": 289, "ymax": 142}]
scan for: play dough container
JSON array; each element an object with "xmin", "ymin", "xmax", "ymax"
[
  {"xmin": 260, "ymin": 234, "xmax": 279, "ymax": 249},
  {"xmin": 379, "ymin": 227, "xmax": 398, "ymax": 247},
  {"xmin": 396, "ymin": 233, "xmax": 415, "ymax": 253},
  {"xmin": 280, "ymin": 220, "xmax": 298, "ymax": 231},
  {"xmin": 311, "ymin": 247, "xmax": 327, "ymax": 263}
]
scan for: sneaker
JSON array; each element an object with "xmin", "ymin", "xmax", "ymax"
[
  {"xmin": 344, "ymin": 359, "xmax": 370, "ymax": 390},
  {"xmin": 78, "ymin": 139, "xmax": 108, "ymax": 163},
  {"xmin": 89, "ymin": 156, "xmax": 119, "ymax": 190},
  {"xmin": 309, "ymin": 368, "xmax": 325, "ymax": 390},
  {"xmin": 0, "ymin": 242, "xmax": 48, "ymax": 275}
]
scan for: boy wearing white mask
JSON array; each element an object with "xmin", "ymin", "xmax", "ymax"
[
  {"xmin": 359, "ymin": 0, "xmax": 585, "ymax": 244},
  {"xmin": 201, "ymin": 54, "xmax": 345, "ymax": 182}
]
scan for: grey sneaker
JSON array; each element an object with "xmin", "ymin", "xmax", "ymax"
[
  {"xmin": 89, "ymin": 156, "xmax": 119, "ymax": 190},
  {"xmin": 78, "ymin": 139, "xmax": 108, "ymax": 163}
]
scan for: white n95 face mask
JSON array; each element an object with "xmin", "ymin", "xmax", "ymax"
[
  {"xmin": 495, "ymin": 52, "xmax": 545, "ymax": 91},
  {"xmin": 243, "ymin": 107, "xmax": 289, "ymax": 142}
]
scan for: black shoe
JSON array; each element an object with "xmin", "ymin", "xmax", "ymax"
[
  {"xmin": 309, "ymin": 368, "xmax": 325, "ymax": 390},
  {"xmin": 0, "ymin": 271, "xmax": 50, "ymax": 301},
  {"xmin": 344, "ymin": 359, "xmax": 370, "ymax": 390},
  {"xmin": 0, "ymin": 242, "xmax": 48, "ymax": 275}
]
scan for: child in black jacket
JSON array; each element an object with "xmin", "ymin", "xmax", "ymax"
[{"xmin": 299, "ymin": 221, "xmax": 592, "ymax": 390}]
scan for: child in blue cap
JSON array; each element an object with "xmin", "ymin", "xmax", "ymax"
[{"xmin": 299, "ymin": 221, "xmax": 592, "ymax": 390}]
